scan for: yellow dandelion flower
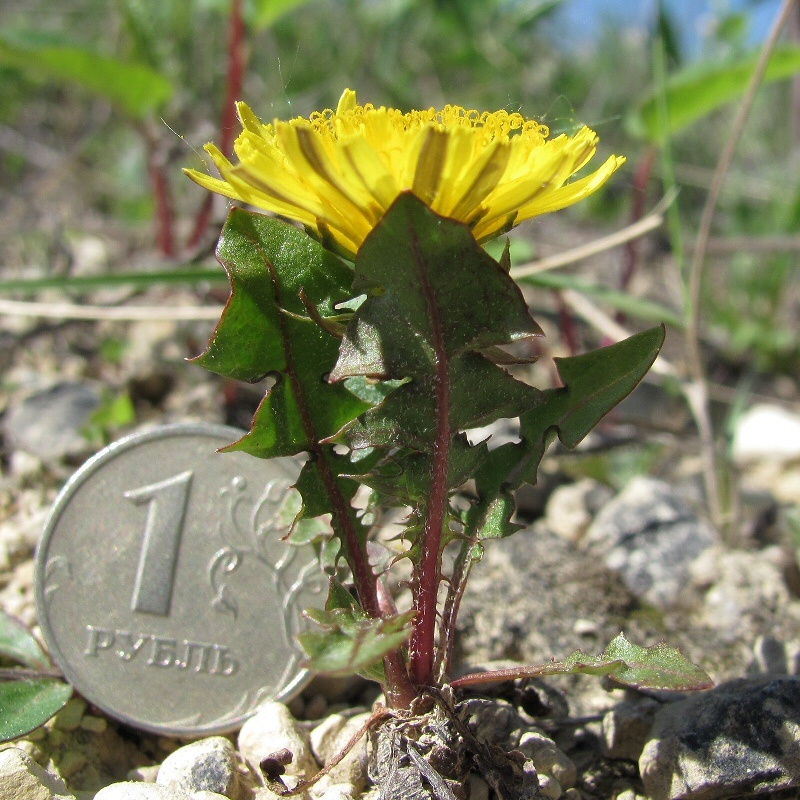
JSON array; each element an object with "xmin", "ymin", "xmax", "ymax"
[{"xmin": 185, "ymin": 89, "xmax": 625, "ymax": 259}]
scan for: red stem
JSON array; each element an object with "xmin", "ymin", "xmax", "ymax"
[
  {"xmin": 187, "ymin": 0, "xmax": 247, "ymax": 250},
  {"xmin": 554, "ymin": 290, "xmax": 578, "ymax": 356},
  {"xmin": 408, "ymin": 234, "xmax": 451, "ymax": 688},
  {"xmin": 616, "ymin": 146, "xmax": 656, "ymax": 322},
  {"xmin": 436, "ymin": 538, "xmax": 477, "ymax": 682},
  {"xmin": 259, "ymin": 242, "xmax": 415, "ymax": 708},
  {"xmin": 146, "ymin": 138, "xmax": 176, "ymax": 258}
]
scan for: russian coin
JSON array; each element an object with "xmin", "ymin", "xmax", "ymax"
[{"xmin": 35, "ymin": 423, "xmax": 326, "ymax": 736}]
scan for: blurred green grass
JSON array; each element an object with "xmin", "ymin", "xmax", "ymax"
[{"xmin": 0, "ymin": 0, "xmax": 798, "ymax": 377}]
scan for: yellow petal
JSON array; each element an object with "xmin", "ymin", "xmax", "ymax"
[
  {"xmin": 336, "ymin": 88, "xmax": 358, "ymax": 115},
  {"xmin": 187, "ymin": 90, "xmax": 626, "ymax": 258}
]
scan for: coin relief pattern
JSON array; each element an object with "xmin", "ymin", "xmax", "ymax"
[{"xmin": 36, "ymin": 424, "xmax": 323, "ymax": 735}]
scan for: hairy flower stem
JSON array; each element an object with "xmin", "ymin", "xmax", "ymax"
[
  {"xmin": 261, "ymin": 251, "xmax": 416, "ymax": 707},
  {"xmin": 409, "ymin": 235, "xmax": 451, "ymax": 688},
  {"xmin": 436, "ymin": 537, "xmax": 479, "ymax": 682},
  {"xmin": 313, "ymin": 448, "xmax": 416, "ymax": 709}
]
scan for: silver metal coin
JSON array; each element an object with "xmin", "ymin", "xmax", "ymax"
[{"xmin": 35, "ymin": 422, "xmax": 326, "ymax": 736}]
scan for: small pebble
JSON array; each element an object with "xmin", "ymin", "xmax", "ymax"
[
  {"xmin": 310, "ymin": 782, "xmax": 356, "ymax": 800},
  {"xmin": 128, "ymin": 765, "xmax": 161, "ymax": 783},
  {"xmin": 518, "ymin": 731, "xmax": 576, "ymax": 788},
  {"xmin": 538, "ymin": 773, "xmax": 563, "ymax": 800},
  {"xmin": 53, "ymin": 698, "xmax": 88, "ymax": 732},
  {"xmin": 467, "ymin": 774, "xmax": 490, "ymax": 800},
  {"xmin": 310, "ymin": 712, "xmax": 370, "ymax": 791},
  {"xmin": 602, "ymin": 698, "xmax": 661, "ymax": 762},
  {"xmin": 56, "ymin": 749, "xmax": 88, "ymax": 779},
  {"xmin": 79, "ymin": 715, "xmax": 108, "ymax": 734},
  {"xmin": 95, "ymin": 782, "xmax": 195, "ymax": 799},
  {"xmin": 0, "ymin": 747, "xmax": 72, "ymax": 799},
  {"xmin": 156, "ymin": 737, "xmax": 238, "ymax": 798},
  {"xmin": 238, "ymin": 702, "xmax": 317, "ymax": 779}
]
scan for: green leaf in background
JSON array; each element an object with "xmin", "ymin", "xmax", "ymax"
[
  {"xmin": 0, "ymin": 611, "xmax": 72, "ymax": 742},
  {"xmin": 0, "ymin": 611, "xmax": 50, "ymax": 671},
  {"xmin": 518, "ymin": 272, "xmax": 684, "ymax": 328},
  {"xmin": 250, "ymin": 0, "xmax": 318, "ymax": 30},
  {"xmin": 83, "ymin": 391, "xmax": 136, "ymax": 447},
  {"xmin": 629, "ymin": 45, "xmax": 800, "ymax": 143},
  {"xmin": 0, "ymin": 34, "xmax": 173, "ymax": 118},
  {"xmin": 451, "ymin": 633, "xmax": 713, "ymax": 691},
  {"xmin": 0, "ymin": 680, "xmax": 73, "ymax": 742}
]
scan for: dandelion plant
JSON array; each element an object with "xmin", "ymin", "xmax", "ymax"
[{"xmin": 185, "ymin": 89, "xmax": 710, "ymax": 715}]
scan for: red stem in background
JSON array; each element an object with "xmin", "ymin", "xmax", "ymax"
[
  {"xmin": 146, "ymin": 135, "xmax": 176, "ymax": 257},
  {"xmin": 187, "ymin": 0, "xmax": 247, "ymax": 249},
  {"xmin": 554, "ymin": 289, "xmax": 579, "ymax": 355},
  {"xmin": 617, "ymin": 146, "xmax": 657, "ymax": 321},
  {"xmin": 791, "ymin": 4, "xmax": 800, "ymax": 143}
]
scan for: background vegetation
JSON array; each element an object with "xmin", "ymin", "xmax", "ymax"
[{"xmin": 1, "ymin": 0, "xmax": 798, "ymax": 523}]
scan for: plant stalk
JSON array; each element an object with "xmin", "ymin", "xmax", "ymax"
[
  {"xmin": 188, "ymin": 0, "xmax": 247, "ymax": 249},
  {"xmin": 262, "ymin": 251, "xmax": 416, "ymax": 707},
  {"xmin": 145, "ymin": 133, "xmax": 176, "ymax": 257},
  {"xmin": 408, "ymin": 235, "xmax": 451, "ymax": 688},
  {"xmin": 436, "ymin": 537, "xmax": 479, "ymax": 682},
  {"xmin": 685, "ymin": 0, "xmax": 795, "ymax": 530},
  {"xmin": 312, "ymin": 447, "xmax": 416, "ymax": 708}
]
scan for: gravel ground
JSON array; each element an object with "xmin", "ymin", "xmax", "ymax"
[{"xmin": 2, "ymin": 250, "xmax": 800, "ymax": 799}]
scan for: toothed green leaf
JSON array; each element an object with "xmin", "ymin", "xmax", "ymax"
[
  {"xmin": 195, "ymin": 208, "xmax": 369, "ymax": 457},
  {"xmin": 328, "ymin": 193, "xmax": 542, "ymax": 561},
  {"xmin": 452, "ymin": 633, "xmax": 713, "ymax": 691},
  {"xmin": 466, "ymin": 326, "xmax": 665, "ymax": 541},
  {"xmin": 299, "ymin": 580, "xmax": 414, "ymax": 680}
]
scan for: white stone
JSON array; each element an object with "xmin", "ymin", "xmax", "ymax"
[
  {"xmin": 0, "ymin": 747, "xmax": 74, "ymax": 800},
  {"xmin": 156, "ymin": 737, "xmax": 238, "ymax": 798},
  {"xmin": 545, "ymin": 479, "xmax": 613, "ymax": 543},
  {"xmin": 733, "ymin": 404, "xmax": 800, "ymax": 463},
  {"xmin": 518, "ymin": 732, "xmax": 576, "ymax": 788},
  {"xmin": 309, "ymin": 712, "xmax": 370, "ymax": 791},
  {"xmin": 238, "ymin": 703, "xmax": 317, "ymax": 779},
  {"xmin": 94, "ymin": 784, "xmax": 194, "ymax": 800},
  {"xmin": 538, "ymin": 774, "xmax": 563, "ymax": 800},
  {"xmin": 190, "ymin": 793, "xmax": 230, "ymax": 800},
  {"xmin": 309, "ymin": 782, "xmax": 356, "ymax": 800}
]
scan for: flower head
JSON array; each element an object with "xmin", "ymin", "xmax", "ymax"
[{"xmin": 185, "ymin": 89, "xmax": 625, "ymax": 259}]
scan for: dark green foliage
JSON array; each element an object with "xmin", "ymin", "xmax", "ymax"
[
  {"xmin": 329, "ymin": 193, "xmax": 543, "ymax": 544},
  {"xmin": 467, "ymin": 325, "xmax": 666, "ymax": 541},
  {"xmin": 193, "ymin": 208, "xmax": 373, "ymax": 576},
  {"xmin": 0, "ymin": 611, "xmax": 72, "ymax": 742}
]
